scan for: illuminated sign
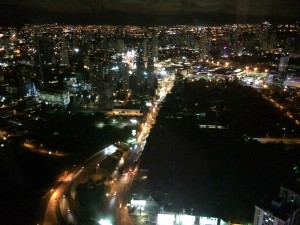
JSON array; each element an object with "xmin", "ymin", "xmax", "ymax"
[{"xmin": 199, "ymin": 217, "xmax": 218, "ymax": 225}]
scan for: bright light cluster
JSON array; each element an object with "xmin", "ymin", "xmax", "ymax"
[
  {"xmin": 98, "ymin": 219, "xmax": 112, "ymax": 225},
  {"xmin": 157, "ymin": 214, "xmax": 175, "ymax": 225}
]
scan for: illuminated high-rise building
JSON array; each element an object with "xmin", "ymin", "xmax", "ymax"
[{"xmin": 60, "ymin": 39, "xmax": 70, "ymax": 67}]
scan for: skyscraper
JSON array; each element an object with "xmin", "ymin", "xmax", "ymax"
[
  {"xmin": 36, "ymin": 37, "xmax": 57, "ymax": 87},
  {"xmin": 60, "ymin": 39, "xmax": 70, "ymax": 67},
  {"xmin": 121, "ymin": 63, "xmax": 130, "ymax": 91},
  {"xmin": 199, "ymin": 32, "xmax": 208, "ymax": 59},
  {"xmin": 136, "ymin": 47, "xmax": 146, "ymax": 92}
]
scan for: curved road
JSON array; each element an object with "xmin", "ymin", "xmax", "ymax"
[
  {"xmin": 42, "ymin": 74, "xmax": 174, "ymax": 225},
  {"xmin": 43, "ymin": 145, "xmax": 118, "ymax": 225}
]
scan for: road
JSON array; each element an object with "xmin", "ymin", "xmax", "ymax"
[
  {"xmin": 102, "ymin": 74, "xmax": 174, "ymax": 225},
  {"xmin": 42, "ymin": 145, "xmax": 118, "ymax": 225},
  {"xmin": 42, "ymin": 73, "xmax": 174, "ymax": 225},
  {"xmin": 23, "ymin": 142, "xmax": 67, "ymax": 157},
  {"xmin": 102, "ymin": 144, "xmax": 140, "ymax": 225}
]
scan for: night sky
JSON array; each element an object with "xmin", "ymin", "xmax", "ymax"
[{"xmin": 0, "ymin": 0, "xmax": 299, "ymax": 25}]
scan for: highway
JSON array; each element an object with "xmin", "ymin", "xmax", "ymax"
[
  {"xmin": 102, "ymin": 143, "xmax": 141, "ymax": 225},
  {"xmin": 42, "ymin": 145, "xmax": 118, "ymax": 225},
  {"xmin": 101, "ymin": 74, "xmax": 174, "ymax": 225},
  {"xmin": 42, "ymin": 73, "xmax": 174, "ymax": 225}
]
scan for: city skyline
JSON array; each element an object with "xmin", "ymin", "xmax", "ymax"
[{"xmin": 1, "ymin": 12, "xmax": 300, "ymax": 225}]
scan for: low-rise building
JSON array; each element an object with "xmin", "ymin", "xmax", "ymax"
[{"xmin": 38, "ymin": 88, "xmax": 70, "ymax": 105}]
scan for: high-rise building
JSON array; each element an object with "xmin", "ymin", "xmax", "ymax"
[
  {"xmin": 36, "ymin": 37, "xmax": 56, "ymax": 66},
  {"xmin": 146, "ymin": 56, "xmax": 156, "ymax": 92},
  {"xmin": 116, "ymin": 39, "xmax": 125, "ymax": 54},
  {"xmin": 89, "ymin": 62, "xmax": 105, "ymax": 99},
  {"xmin": 121, "ymin": 63, "xmax": 130, "ymax": 91},
  {"xmin": 36, "ymin": 37, "xmax": 58, "ymax": 87},
  {"xmin": 199, "ymin": 32, "xmax": 208, "ymax": 59},
  {"xmin": 151, "ymin": 32, "xmax": 159, "ymax": 62},
  {"xmin": 136, "ymin": 48, "xmax": 146, "ymax": 92},
  {"xmin": 143, "ymin": 38, "xmax": 149, "ymax": 63},
  {"xmin": 279, "ymin": 56, "xmax": 289, "ymax": 72},
  {"xmin": 70, "ymin": 47, "xmax": 84, "ymax": 82},
  {"xmin": 253, "ymin": 180, "xmax": 300, "ymax": 225},
  {"xmin": 60, "ymin": 39, "xmax": 70, "ymax": 67}
]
